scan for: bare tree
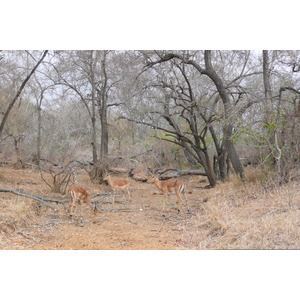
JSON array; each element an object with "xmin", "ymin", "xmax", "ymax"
[
  {"xmin": 50, "ymin": 51, "xmax": 128, "ymax": 182},
  {"xmin": 0, "ymin": 50, "xmax": 48, "ymax": 137},
  {"xmin": 139, "ymin": 50, "xmax": 248, "ymax": 180}
]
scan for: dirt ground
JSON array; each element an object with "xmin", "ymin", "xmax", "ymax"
[
  {"xmin": 0, "ymin": 166, "xmax": 203, "ymax": 250},
  {"xmin": 1, "ymin": 165, "xmax": 300, "ymax": 250}
]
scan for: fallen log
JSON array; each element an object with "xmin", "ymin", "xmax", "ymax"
[
  {"xmin": 131, "ymin": 172, "xmax": 148, "ymax": 182},
  {"xmin": 0, "ymin": 186, "xmax": 67, "ymax": 211},
  {"xmin": 0, "ymin": 186, "xmax": 110, "ymax": 211},
  {"xmin": 150, "ymin": 168, "xmax": 207, "ymax": 180},
  {"xmin": 90, "ymin": 193, "xmax": 110, "ymax": 199}
]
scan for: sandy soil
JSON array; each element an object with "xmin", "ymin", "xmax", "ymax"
[
  {"xmin": 0, "ymin": 166, "xmax": 203, "ymax": 250},
  {"xmin": 2, "ymin": 166, "xmax": 300, "ymax": 250}
]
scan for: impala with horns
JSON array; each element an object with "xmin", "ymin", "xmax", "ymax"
[
  {"xmin": 103, "ymin": 174, "xmax": 130, "ymax": 206},
  {"xmin": 68, "ymin": 186, "xmax": 94, "ymax": 216},
  {"xmin": 147, "ymin": 169, "xmax": 189, "ymax": 212}
]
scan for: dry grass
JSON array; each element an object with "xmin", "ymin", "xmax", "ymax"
[
  {"xmin": 1, "ymin": 165, "xmax": 300, "ymax": 249},
  {"xmin": 0, "ymin": 167, "xmax": 54, "ymax": 228},
  {"xmin": 180, "ymin": 169, "xmax": 300, "ymax": 249}
]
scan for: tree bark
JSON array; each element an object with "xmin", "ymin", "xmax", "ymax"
[
  {"xmin": 37, "ymin": 105, "xmax": 42, "ymax": 165},
  {"xmin": 0, "ymin": 50, "xmax": 48, "ymax": 136},
  {"xmin": 90, "ymin": 50, "xmax": 98, "ymax": 167},
  {"xmin": 203, "ymin": 51, "xmax": 244, "ymax": 179},
  {"xmin": 35, "ymin": 86, "xmax": 45, "ymax": 166},
  {"xmin": 99, "ymin": 51, "xmax": 109, "ymax": 158},
  {"xmin": 263, "ymin": 50, "xmax": 273, "ymax": 101}
]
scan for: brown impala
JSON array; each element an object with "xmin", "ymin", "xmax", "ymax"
[
  {"xmin": 104, "ymin": 174, "xmax": 130, "ymax": 206},
  {"xmin": 67, "ymin": 186, "xmax": 94, "ymax": 216},
  {"xmin": 147, "ymin": 174, "xmax": 188, "ymax": 212}
]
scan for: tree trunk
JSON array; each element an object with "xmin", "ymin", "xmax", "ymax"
[
  {"xmin": 0, "ymin": 50, "xmax": 48, "ymax": 137},
  {"xmin": 36, "ymin": 87, "xmax": 44, "ymax": 167},
  {"xmin": 90, "ymin": 51, "xmax": 98, "ymax": 167},
  {"xmin": 218, "ymin": 151, "xmax": 228, "ymax": 180},
  {"xmin": 13, "ymin": 136, "xmax": 24, "ymax": 168},
  {"xmin": 100, "ymin": 51, "xmax": 109, "ymax": 159},
  {"xmin": 263, "ymin": 50, "xmax": 273, "ymax": 102},
  {"xmin": 37, "ymin": 106, "xmax": 41, "ymax": 166},
  {"xmin": 262, "ymin": 50, "xmax": 276, "ymax": 166},
  {"xmin": 100, "ymin": 107, "xmax": 108, "ymax": 158},
  {"xmin": 203, "ymin": 149, "xmax": 217, "ymax": 187},
  {"xmin": 204, "ymin": 51, "xmax": 244, "ymax": 179},
  {"xmin": 214, "ymin": 150, "xmax": 228, "ymax": 181},
  {"xmin": 193, "ymin": 148, "xmax": 216, "ymax": 187}
]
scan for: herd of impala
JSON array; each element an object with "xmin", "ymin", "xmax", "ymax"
[{"xmin": 67, "ymin": 170, "xmax": 189, "ymax": 216}]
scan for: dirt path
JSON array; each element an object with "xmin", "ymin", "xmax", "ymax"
[
  {"xmin": 2, "ymin": 207, "xmax": 194, "ymax": 250},
  {"xmin": 30, "ymin": 210, "xmax": 186, "ymax": 250},
  {"xmin": 0, "ymin": 189, "xmax": 199, "ymax": 250},
  {"xmin": 0, "ymin": 166, "xmax": 204, "ymax": 250}
]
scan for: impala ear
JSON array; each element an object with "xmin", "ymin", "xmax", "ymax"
[{"xmin": 153, "ymin": 168, "xmax": 162, "ymax": 175}]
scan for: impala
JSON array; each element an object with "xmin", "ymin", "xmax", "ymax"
[
  {"xmin": 68, "ymin": 185, "xmax": 94, "ymax": 216},
  {"xmin": 104, "ymin": 174, "xmax": 130, "ymax": 205},
  {"xmin": 147, "ymin": 175, "xmax": 188, "ymax": 212}
]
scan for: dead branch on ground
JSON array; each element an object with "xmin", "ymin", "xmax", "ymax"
[
  {"xmin": 0, "ymin": 186, "xmax": 68, "ymax": 211},
  {"xmin": 148, "ymin": 168, "xmax": 207, "ymax": 179}
]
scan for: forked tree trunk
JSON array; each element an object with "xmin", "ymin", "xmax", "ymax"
[
  {"xmin": 204, "ymin": 51, "xmax": 244, "ymax": 179},
  {"xmin": 214, "ymin": 151, "xmax": 228, "ymax": 181}
]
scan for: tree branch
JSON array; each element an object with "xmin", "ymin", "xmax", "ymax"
[
  {"xmin": 0, "ymin": 186, "xmax": 64, "ymax": 210},
  {"xmin": 0, "ymin": 50, "xmax": 48, "ymax": 136}
]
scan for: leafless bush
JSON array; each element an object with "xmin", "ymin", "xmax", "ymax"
[{"xmin": 39, "ymin": 161, "xmax": 77, "ymax": 194}]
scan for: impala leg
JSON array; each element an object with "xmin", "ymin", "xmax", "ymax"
[
  {"xmin": 92, "ymin": 202, "xmax": 97, "ymax": 214},
  {"xmin": 126, "ymin": 186, "xmax": 130, "ymax": 200},
  {"xmin": 175, "ymin": 191, "xmax": 183, "ymax": 213},
  {"xmin": 89, "ymin": 203, "xmax": 94, "ymax": 213},
  {"xmin": 162, "ymin": 191, "xmax": 168, "ymax": 211},
  {"xmin": 122, "ymin": 188, "xmax": 126, "ymax": 201},
  {"xmin": 69, "ymin": 202, "xmax": 74, "ymax": 215},
  {"xmin": 112, "ymin": 190, "xmax": 115, "ymax": 207},
  {"xmin": 163, "ymin": 191, "xmax": 172, "ymax": 211},
  {"xmin": 86, "ymin": 197, "xmax": 95, "ymax": 214},
  {"xmin": 77, "ymin": 196, "xmax": 83, "ymax": 214},
  {"xmin": 182, "ymin": 192, "xmax": 190, "ymax": 213},
  {"xmin": 69, "ymin": 196, "xmax": 76, "ymax": 216}
]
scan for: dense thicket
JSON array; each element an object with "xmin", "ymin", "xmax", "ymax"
[{"xmin": 1, "ymin": 50, "xmax": 299, "ymax": 186}]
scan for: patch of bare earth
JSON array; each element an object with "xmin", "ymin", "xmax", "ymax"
[{"xmin": 1, "ymin": 166, "xmax": 300, "ymax": 249}]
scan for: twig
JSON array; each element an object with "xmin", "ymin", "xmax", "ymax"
[
  {"xmin": 15, "ymin": 231, "xmax": 42, "ymax": 243},
  {"xmin": 261, "ymin": 206, "xmax": 296, "ymax": 219}
]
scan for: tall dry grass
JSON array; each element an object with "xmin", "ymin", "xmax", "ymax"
[{"xmin": 181, "ymin": 167, "xmax": 300, "ymax": 249}]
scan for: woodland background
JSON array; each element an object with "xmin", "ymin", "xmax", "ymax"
[
  {"xmin": 1, "ymin": 1, "xmax": 300, "ymax": 296},
  {"xmin": 1, "ymin": 50, "xmax": 300, "ymax": 187}
]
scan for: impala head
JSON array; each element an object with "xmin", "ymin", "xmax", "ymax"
[
  {"xmin": 147, "ymin": 174, "xmax": 158, "ymax": 183},
  {"xmin": 103, "ymin": 174, "xmax": 110, "ymax": 181}
]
